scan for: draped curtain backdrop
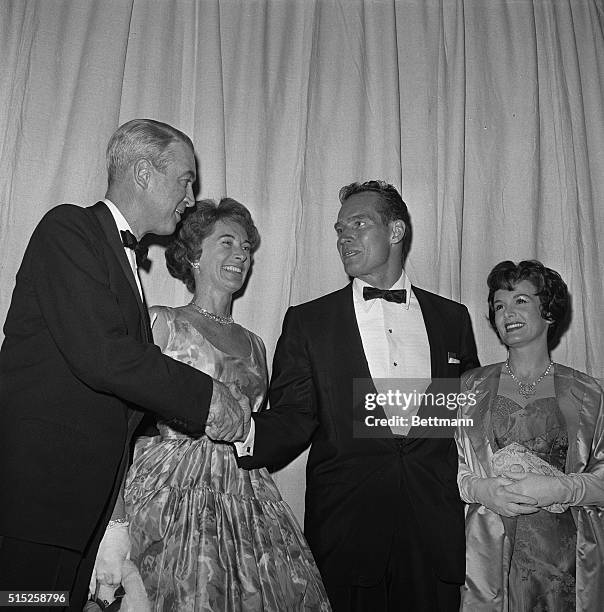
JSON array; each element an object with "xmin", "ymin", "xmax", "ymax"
[{"xmin": 1, "ymin": 0, "xmax": 603, "ymax": 522}]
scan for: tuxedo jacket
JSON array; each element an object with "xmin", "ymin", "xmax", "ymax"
[
  {"xmin": 0, "ymin": 202, "xmax": 213, "ymax": 553},
  {"xmin": 238, "ymin": 283, "xmax": 479, "ymax": 587}
]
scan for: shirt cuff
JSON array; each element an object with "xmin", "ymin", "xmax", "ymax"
[{"xmin": 234, "ymin": 418, "xmax": 255, "ymax": 456}]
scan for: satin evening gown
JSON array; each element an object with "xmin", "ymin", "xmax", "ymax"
[
  {"xmin": 491, "ymin": 391, "xmax": 576, "ymax": 611},
  {"xmin": 125, "ymin": 307, "xmax": 330, "ymax": 611}
]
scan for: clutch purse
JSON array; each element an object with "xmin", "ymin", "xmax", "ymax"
[{"xmin": 491, "ymin": 442, "xmax": 567, "ymax": 513}]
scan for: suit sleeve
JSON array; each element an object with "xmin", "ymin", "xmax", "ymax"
[
  {"xmin": 459, "ymin": 304, "xmax": 480, "ymax": 375},
  {"xmin": 28, "ymin": 207, "xmax": 213, "ymax": 434},
  {"xmin": 237, "ymin": 306, "xmax": 319, "ymax": 470}
]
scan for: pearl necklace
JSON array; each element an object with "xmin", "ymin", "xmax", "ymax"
[
  {"xmin": 189, "ymin": 302, "xmax": 234, "ymax": 326},
  {"xmin": 505, "ymin": 359, "xmax": 554, "ymax": 398}
]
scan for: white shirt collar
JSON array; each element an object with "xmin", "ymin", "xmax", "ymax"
[
  {"xmin": 103, "ymin": 198, "xmax": 134, "ymax": 235},
  {"xmin": 352, "ymin": 271, "xmax": 411, "ymax": 312},
  {"xmin": 103, "ymin": 199, "xmax": 144, "ymax": 298}
]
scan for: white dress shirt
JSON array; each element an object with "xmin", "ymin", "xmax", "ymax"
[
  {"xmin": 240, "ymin": 271, "xmax": 434, "ymax": 453},
  {"xmin": 353, "ymin": 271, "xmax": 431, "ymax": 434},
  {"xmin": 103, "ymin": 198, "xmax": 143, "ymax": 299}
]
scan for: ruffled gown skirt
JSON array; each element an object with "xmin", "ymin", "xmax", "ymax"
[{"xmin": 126, "ymin": 429, "xmax": 330, "ymax": 611}]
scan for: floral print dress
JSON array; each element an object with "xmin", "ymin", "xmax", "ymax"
[{"xmin": 125, "ymin": 307, "xmax": 330, "ymax": 611}]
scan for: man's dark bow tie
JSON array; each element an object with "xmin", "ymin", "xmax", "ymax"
[
  {"xmin": 120, "ymin": 230, "xmax": 149, "ymax": 267},
  {"xmin": 363, "ymin": 286, "xmax": 407, "ymax": 304}
]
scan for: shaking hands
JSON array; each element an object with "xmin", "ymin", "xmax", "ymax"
[{"xmin": 205, "ymin": 380, "xmax": 251, "ymax": 442}]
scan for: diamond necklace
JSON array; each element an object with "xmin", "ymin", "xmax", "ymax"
[
  {"xmin": 188, "ymin": 302, "xmax": 234, "ymax": 326},
  {"xmin": 505, "ymin": 358, "xmax": 553, "ymax": 398}
]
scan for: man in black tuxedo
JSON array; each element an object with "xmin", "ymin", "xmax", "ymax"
[
  {"xmin": 238, "ymin": 181, "xmax": 479, "ymax": 610},
  {"xmin": 0, "ymin": 119, "xmax": 249, "ymax": 609}
]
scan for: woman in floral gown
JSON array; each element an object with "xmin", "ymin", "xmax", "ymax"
[{"xmin": 125, "ymin": 198, "xmax": 330, "ymax": 611}]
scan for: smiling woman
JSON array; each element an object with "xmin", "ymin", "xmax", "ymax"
[
  {"xmin": 488, "ymin": 261, "xmax": 569, "ymax": 353},
  {"xmin": 124, "ymin": 198, "xmax": 331, "ymax": 611},
  {"xmin": 455, "ymin": 260, "xmax": 604, "ymax": 611},
  {"xmin": 492, "ymin": 279, "xmax": 552, "ymax": 351}
]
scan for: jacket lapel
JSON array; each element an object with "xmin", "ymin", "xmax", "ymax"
[
  {"xmin": 333, "ymin": 285, "xmax": 389, "ymax": 439},
  {"xmin": 412, "ymin": 286, "xmax": 446, "ymax": 378},
  {"xmin": 337, "ymin": 284, "xmax": 374, "ymax": 381},
  {"xmin": 89, "ymin": 201, "xmax": 151, "ymax": 343}
]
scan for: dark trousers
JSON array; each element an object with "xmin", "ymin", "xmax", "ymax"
[
  {"xmin": 325, "ymin": 527, "xmax": 461, "ymax": 611},
  {"xmin": 0, "ymin": 441, "xmax": 131, "ymax": 610},
  {"xmin": 327, "ymin": 576, "xmax": 460, "ymax": 612},
  {"xmin": 324, "ymin": 472, "xmax": 461, "ymax": 612},
  {"xmin": 0, "ymin": 535, "xmax": 96, "ymax": 611}
]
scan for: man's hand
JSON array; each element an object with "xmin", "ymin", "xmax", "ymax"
[
  {"xmin": 89, "ymin": 523, "xmax": 130, "ymax": 594},
  {"xmin": 474, "ymin": 476, "xmax": 539, "ymax": 517},
  {"xmin": 205, "ymin": 380, "xmax": 251, "ymax": 442},
  {"xmin": 504, "ymin": 472, "xmax": 567, "ymax": 507}
]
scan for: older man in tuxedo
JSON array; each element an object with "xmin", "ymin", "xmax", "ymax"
[
  {"xmin": 0, "ymin": 119, "xmax": 249, "ymax": 609},
  {"xmin": 238, "ymin": 180, "xmax": 479, "ymax": 611}
]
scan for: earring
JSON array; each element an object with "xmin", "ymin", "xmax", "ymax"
[{"xmin": 186, "ymin": 257, "xmax": 200, "ymax": 270}]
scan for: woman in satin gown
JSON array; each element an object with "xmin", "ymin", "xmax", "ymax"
[
  {"xmin": 125, "ymin": 198, "xmax": 330, "ymax": 611},
  {"xmin": 455, "ymin": 260, "xmax": 604, "ymax": 611}
]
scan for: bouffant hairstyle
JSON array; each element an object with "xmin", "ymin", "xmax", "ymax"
[
  {"xmin": 338, "ymin": 180, "xmax": 412, "ymax": 261},
  {"xmin": 166, "ymin": 198, "xmax": 260, "ymax": 293},
  {"xmin": 487, "ymin": 260, "xmax": 570, "ymax": 348}
]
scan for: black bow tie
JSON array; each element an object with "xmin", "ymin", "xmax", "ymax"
[
  {"xmin": 363, "ymin": 286, "xmax": 407, "ymax": 304},
  {"xmin": 120, "ymin": 230, "xmax": 148, "ymax": 266}
]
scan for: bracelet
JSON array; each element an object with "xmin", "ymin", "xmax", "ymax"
[{"xmin": 107, "ymin": 517, "xmax": 130, "ymax": 529}]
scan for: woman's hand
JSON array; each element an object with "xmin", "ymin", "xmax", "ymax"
[
  {"xmin": 89, "ymin": 523, "xmax": 130, "ymax": 592},
  {"xmin": 474, "ymin": 476, "xmax": 539, "ymax": 517},
  {"xmin": 503, "ymin": 472, "xmax": 567, "ymax": 507}
]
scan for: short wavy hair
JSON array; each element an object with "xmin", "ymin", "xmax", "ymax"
[
  {"xmin": 338, "ymin": 180, "xmax": 412, "ymax": 261},
  {"xmin": 106, "ymin": 118, "xmax": 193, "ymax": 184},
  {"xmin": 166, "ymin": 198, "xmax": 260, "ymax": 293},
  {"xmin": 487, "ymin": 260, "xmax": 570, "ymax": 348}
]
